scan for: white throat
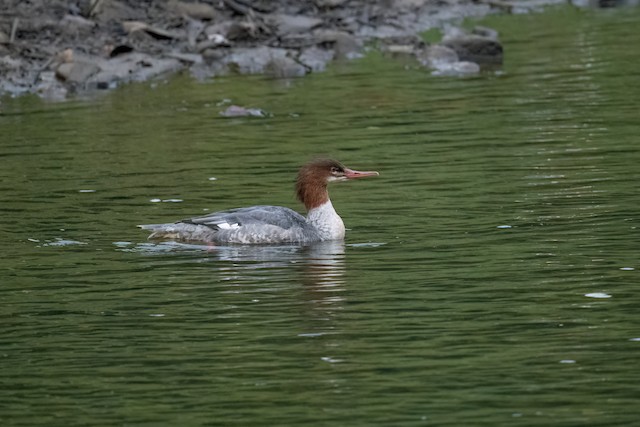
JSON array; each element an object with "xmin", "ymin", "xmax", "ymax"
[{"xmin": 306, "ymin": 200, "xmax": 345, "ymax": 241}]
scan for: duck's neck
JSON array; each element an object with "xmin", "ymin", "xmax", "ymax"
[{"xmin": 306, "ymin": 199, "xmax": 346, "ymax": 241}]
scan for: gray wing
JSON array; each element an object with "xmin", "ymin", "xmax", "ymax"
[
  {"xmin": 141, "ymin": 206, "xmax": 320, "ymax": 244},
  {"xmin": 184, "ymin": 205, "xmax": 307, "ymax": 230},
  {"xmin": 182, "ymin": 205, "xmax": 320, "ymax": 243}
]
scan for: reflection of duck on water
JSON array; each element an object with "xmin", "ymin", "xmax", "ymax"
[
  {"xmin": 213, "ymin": 241, "xmax": 346, "ymax": 292},
  {"xmin": 201, "ymin": 240, "xmax": 346, "ymax": 278},
  {"xmin": 131, "ymin": 240, "xmax": 346, "ymax": 288},
  {"xmin": 301, "ymin": 241, "xmax": 346, "ymax": 289},
  {"xmin": 140, "ymin": 159, "xmax": 378, "ymax": 244},
  {"xmin": 129, "ymin": 239, "xmax": 348, "ymax": 341}
]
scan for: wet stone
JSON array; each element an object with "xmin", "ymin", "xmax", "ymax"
[
  {"xmin": 298, "ymin": 46, "xmax": 335, "ymax": 72},
  {"xmin": 442, "ymin": 36, "xmax": 504, "ymax": 65},
  {"xmin": 265, "ymin": 57, "xmax": 307, "ymax": 78},
  {"xmin": 56, "ymin": 61, "xmax": 101, "ymax": 84}
]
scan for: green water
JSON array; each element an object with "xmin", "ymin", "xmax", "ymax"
[{"xmin": 2, "ymin": 5, "xmax": 640, "ymax": 426}]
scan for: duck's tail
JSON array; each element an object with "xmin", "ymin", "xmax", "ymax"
[{"xmin": 138, "ymin": 223, "xmax": 217, "ymax": 242}]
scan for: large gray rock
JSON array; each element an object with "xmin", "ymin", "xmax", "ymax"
[
  {"xmin": 298, "ymin": 47, "xmax": 334, "ymax": 72},
  {"xmin": 56, "ymin": 61, "xmax": 100, "ymax": 84}
]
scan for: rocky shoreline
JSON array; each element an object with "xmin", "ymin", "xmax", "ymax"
[{"xmin": 0, "ymin": 0, "xmax": 562, "ymax": 100}]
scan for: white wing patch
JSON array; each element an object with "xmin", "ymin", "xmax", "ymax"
[{"xmin": 217, "ymin": 222, "xmax": 240, "ymax": 230}]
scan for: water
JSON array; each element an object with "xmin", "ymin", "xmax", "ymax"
[{"xmin": 2, "ymin": 5, "xmax": 640, "ymax": 426}]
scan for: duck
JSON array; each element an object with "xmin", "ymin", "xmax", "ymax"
[{"xmin": 139, "ymin": 158, "xmax": 379, "ymax": 244}]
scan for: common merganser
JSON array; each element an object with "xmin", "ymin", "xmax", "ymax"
[{"xmin": 139, "ymin": 159, "xmax": 379, "ymax": 244}]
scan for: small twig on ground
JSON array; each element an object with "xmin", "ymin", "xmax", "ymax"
[
  {"xmin": 9, "ymin": 17, "xmax": 19, "ymax": 43},
  {"xmin": 32, "ymin": 56, "xmax": 55, "ymax": 86},
  {"xmin": 88, "ymin": 0, "xmax": 105, "ymax": 17}
]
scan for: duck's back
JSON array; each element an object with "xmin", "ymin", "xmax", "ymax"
[{"xmin": 141, "ymin": 205, "xmax": 321, "ymax": 244}]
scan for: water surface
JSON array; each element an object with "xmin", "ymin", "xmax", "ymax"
[{"xmin": 2, "ymin": 5, "xmax": 640, "ymax": 426}]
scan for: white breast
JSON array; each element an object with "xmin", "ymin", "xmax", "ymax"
[{"xmin": 306, "ymin": 200, "xmax": 345, "ymax": 241}]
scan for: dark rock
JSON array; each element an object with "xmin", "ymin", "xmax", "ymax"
[
  {"xmin": 442, "ymin": 36, "xmax": 503, "ymax": 65},
  {"xmin": 109, "ymin": 45, "xmax": 134, "ymax": 57}
]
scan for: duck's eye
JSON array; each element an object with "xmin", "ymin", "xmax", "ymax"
[{"xmin": 331, "ymin": 167, "xmax": 341, "ymax": 174}]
